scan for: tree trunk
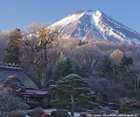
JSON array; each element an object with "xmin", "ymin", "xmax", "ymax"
[{"xmin": 71, "ymin": 94, "xmax": 75, "ymax": 116}]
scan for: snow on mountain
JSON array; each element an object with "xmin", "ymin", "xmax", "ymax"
[{"xmin": 49, "ymin": 10, "xmax": 140, "ymax": 45}]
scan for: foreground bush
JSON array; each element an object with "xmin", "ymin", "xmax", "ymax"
[
  {"xmin": 119, "ymin": 99, "xmax": 140, "ymax": 113},
  {"xmin": 51, "ymin": 110, "xmax": 70, "ymax": 117},
  {"xmin": 0, "ymin": 111, "xmax": 26, "ymax": 117},
  {"xmin": 9, "ymin": 110, "xmax": 26, "ymax": 117},
  {"xmin": 0, "ymin": 94, "xmax": 21, "ymax": 112},
  {"xmin": 27, "ymin": 101, "xmax": 40, "ymax": 109},
  {"xmin": 40, "ymin": 113, "xmax": 50, "ymax": 117},
  {"xmin": 28, "ymin": 107, "xmax": 45, "ymax": 117},
  {"xmin": 0, "ymin": 112, "xmax": 10, "ymax": 117},
  {"xmin": 17, "ymin": 102, "xmax": 30, "ymax": 110}
]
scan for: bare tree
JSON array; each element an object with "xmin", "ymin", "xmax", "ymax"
[
  {"xmin": 70, "ymin": 43, "xmax": 102, "ymax": 76},
  {"xmin": 110, "ymin": 49, "xmax": 124, "ymax": 65},
  {"xmin": 24, "ymin": 22, "xmax": 41, "ymax": 34},
  {"xmin": 22, "ymin": 25, "xmax": 58, "ymax": 88}
]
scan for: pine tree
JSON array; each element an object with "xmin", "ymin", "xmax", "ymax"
[
  {"xmin": 52, "ymin": 53, "xmax": 74, "ymax": 80},
  {"xmin": 4, "ymin": 28, "xmax": 22, "ymax": 64},
  {"xmin": 120, "ymin": 54, "xmax": 134, "ymax": 72},
  {"xmin": 50, "ymin": 74, "xmax": 95, "ymax": 116},
  {"xmin": 63, "ymin": 57, "xmax": 74, "ymax": 75},
  {"xmin": 74, "ymin": 64, "xmax": 82, "ymax": 76},
  {"xmin": 98, "ymin": 56, "xmax": 114, "ymax": 78}
]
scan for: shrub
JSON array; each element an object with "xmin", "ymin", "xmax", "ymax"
[
  {"xmin": 51, "ymin": 110, "xmax": 70, "ymax": 117},
  {"xmin": 41, "ymin": 96, "xmax": 51, "ymax": 108},
  {"xmin": 0, "ymin": 112, "xmax": 10, "ymax": 117},
  {"xmin": 28, "ymin": 107, "xmax": 45, "ymax": 117},
  {"xmin": 27, "ymin": 101, "xmax": 40, "ymax": 109},
  {"xmin": 118, "ymin": 99, "xmax": 140, "ymax": 113},
  {"xmin": 0, "ymin": 94, "xmax": 22, "ymax": 112},
  {"xmin": 87, "ymin": 77, "xmax": 132, "ymax": 103},
  {"xmin": 9, "ymin": 110, "xmax": 26, "ymax": 117},
  {"xmin": 2, "ymin": 75, "xmax": 25, "ymax": 94},
  {"xmin": 40, "ymin": 113, "xmax": 50, "ymax": 117},
  {"xmin": 17, "ymin": 102, "xmax": 30, "ymax": 110}
]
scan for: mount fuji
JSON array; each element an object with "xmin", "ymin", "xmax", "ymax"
[{"xmin": 49, "ymin": 10, "xmax": 140, "ymax": 45}]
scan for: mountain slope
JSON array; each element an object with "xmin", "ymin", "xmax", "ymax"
[{"xmin": 50, "ymin": 10, "xmax": 140, "ymax": 45}]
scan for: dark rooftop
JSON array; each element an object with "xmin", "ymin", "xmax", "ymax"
[{"xmin": 20, "ymin": 88, "xmax": 49, "ymax": 97}]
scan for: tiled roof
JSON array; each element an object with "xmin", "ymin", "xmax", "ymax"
[{"xmin": 20, "ymin": 88, "xmax": 48, "ymax": 96}]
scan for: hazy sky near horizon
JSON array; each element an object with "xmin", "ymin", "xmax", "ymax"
[{"xmin": 0, "ymin": 0, "xmax": 140, "ymax": 32}]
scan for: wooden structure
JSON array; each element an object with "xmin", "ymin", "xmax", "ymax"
[{"xmin": 20, "ymin": 88, "xmax": 49, "ymax": 103}]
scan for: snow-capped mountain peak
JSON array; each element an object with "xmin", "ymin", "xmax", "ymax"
[
  {"xmin": 49, "ymin": 10, "xmax": 140, "ymax": 45},
  {"xmin": 92, "ymin": 10, "xmax": 102, "ymax": 25}
]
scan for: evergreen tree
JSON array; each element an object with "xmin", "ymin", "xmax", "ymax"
[
  {"xmin": 4, "ymin": 28, "xmax": 22, "ymax": 64},
  {"xmin": 118, "ymin": 54, "xmax": 140, "ymax": 95},
  {"xmin": 4, "ymin": 44, "xmax": 20, "ymax": 64},
  {"xmin": 98, "ymin": 56, "xmax": 115, "ymax": 78},
  {"xmin": 74, "ymin": 64, "xmax": 82, "ymax": 76},
  {"xmin": 53, "ymin": 53, "xmax": 74, "ymax": 80},
  {"xmin": 50, "ymin": 74, "xmax": 95, "ymax": 116},
  {"xmin": 120, "ymin": 54, "xmax": 134, "ymax": 72},
  {"xmin": 63, "ymin": 57, "xmax": 74, "ymax": 75},
  {"xmin": 97, "ymin": 56, "xmax": 119, "ymax": 78}
]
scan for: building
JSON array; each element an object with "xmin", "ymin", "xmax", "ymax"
[
  {"xmin": 20, "ymin": 88, "xmax": 49, "ymax": 102},
  {"xmin": 20, "ymin": 88, "xmax": 51, "ymax": 108}
]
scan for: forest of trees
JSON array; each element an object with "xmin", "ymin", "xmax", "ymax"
[{"xmin": 1, "ymin": 23, "xmax": 140, "ymax": 114}]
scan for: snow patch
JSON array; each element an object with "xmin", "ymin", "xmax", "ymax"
[
  {"xmin": 92, "ymin": 10, "xmax": 102, "ymax": 25},
  {"xmin": 51, "ymin": 11, "xmax": 85, "ymax": 29}
]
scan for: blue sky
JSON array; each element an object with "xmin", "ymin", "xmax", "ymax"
[{"xmin": 0, "ymin": 0, "xmax": 140, "ymax": 32}]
